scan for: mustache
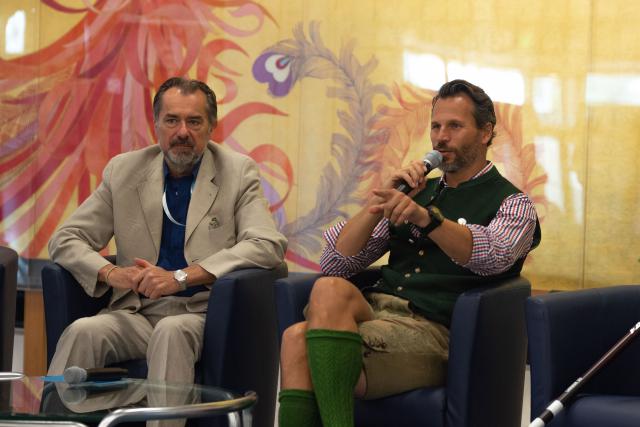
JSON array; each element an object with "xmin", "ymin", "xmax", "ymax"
[{"xmin": 169, "ymin": 139, "xmax": 194, "ymax": 148}]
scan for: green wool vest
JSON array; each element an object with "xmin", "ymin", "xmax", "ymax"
[{"xmin": 376, "ymin": 166, "xmax": 541, "ymax": 327}]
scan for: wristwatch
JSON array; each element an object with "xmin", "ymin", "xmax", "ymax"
[
  {"xmin": 422, "ymin": 205, "xmax": 445, "ymax": 235},
  {"xmin": 174, "ymin": 269, "xmax": 188, "ymax": 291}
]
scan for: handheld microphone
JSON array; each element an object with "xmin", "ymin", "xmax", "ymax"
[
  {"xmin": 63, "ymin": 366, "xmax": 128, "ymax": 384},
  {"xmin": 395, "ymin": 150, "xmax": 443, "ymax": 194}
]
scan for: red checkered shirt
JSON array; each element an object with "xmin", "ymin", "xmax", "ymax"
[{"xmin": 320, "ymin": 162, "xmax": 538, "ymax": 277}]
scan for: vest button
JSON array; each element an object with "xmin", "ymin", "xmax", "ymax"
[
  {"xmin": 418, "ymin": 250, "xmax": 425, "ymax": 256},
  {"xmin": 408, "ymin": 239, "xmax": 415, "ymax": 244},
  {"xmin": 397, "ymin": 286, "xmax": 404, "ymax": 291},
  {"xmin": 414, "ymin": 267, "xmax": 421, "ymax": 273},
  {"xmin": 404, "ymin": 273, "xmax": 411, "ymax": 278}
]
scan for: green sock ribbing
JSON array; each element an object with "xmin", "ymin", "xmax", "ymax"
[
  {"xmin": 278, "ymin": 389, "xmax": 321, "ymax": 427},
  {"xmin": 306, "ymin": 328, "xmax": 363, "ymax": 427}
]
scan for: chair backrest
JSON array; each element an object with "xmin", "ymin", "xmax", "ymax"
[{"xmin": 0, "ymin": 246, "xmax": 19, "ymax": 372}]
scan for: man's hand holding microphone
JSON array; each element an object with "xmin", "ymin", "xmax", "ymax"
[{"xmin": 369, "ymin": 150, "xmax": 442, "ymax": 226}]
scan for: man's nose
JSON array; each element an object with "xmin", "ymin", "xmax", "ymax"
[
  {"xmin": 433, "ymin": 128, "xmax": 449, "ymax": 142},
  {"xmin": 176, "ymin": 121, "xmax": 189, "ymax": 136}
]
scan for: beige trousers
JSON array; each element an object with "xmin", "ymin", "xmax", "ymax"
[{"xmin": 47, "ymin": 296, "xmax": 206, "ymax": 384}]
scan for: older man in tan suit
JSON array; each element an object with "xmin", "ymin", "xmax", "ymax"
[{"xmin": 47, "ymin": 77, "xmax": 287, "ymax": 384}]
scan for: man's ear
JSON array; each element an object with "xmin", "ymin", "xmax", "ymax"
[{"xmin": 481, "ymin": 123, "xmax": 493, "ymax": 146}]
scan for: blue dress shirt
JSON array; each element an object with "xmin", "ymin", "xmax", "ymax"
[{"xmin": 155, "ymin": 161, "xmax": 208, "ymax": 297}]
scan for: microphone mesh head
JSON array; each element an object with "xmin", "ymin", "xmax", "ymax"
[
  {"xmin": 63, "ymin": 366, "xmax": 87, "ymax": 384},
  {"xmin": 424, "ymin": 150, "xmax": 443, "ymax": 168}
]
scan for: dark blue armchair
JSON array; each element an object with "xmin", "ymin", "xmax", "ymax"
[
  {"xmin": 0, "ymin": 246, "xmax": 18, "ymax": 373},
  {"xmin": 275, "ymin": 271, "xmax": 531, "ymax": 427},
  {"xmin": 42, "ymin": 261, "xmax": 286, "ymax": 427},
  {"xmin": 527, "ymin": 285, "xmax": 640, "ymax": 427}
]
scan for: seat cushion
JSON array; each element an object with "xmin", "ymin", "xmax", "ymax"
[
  {"xmin": 564, "ymin": 395, "xmax": 640, "ymax": 427},
  {"xmin": 355, "ymin": 387, "xmax": 445, "ymax": 427}
]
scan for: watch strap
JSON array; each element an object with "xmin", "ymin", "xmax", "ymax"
[{"xmin": 422, "ymin": 205, "xmax": 444, "ymax": 236}]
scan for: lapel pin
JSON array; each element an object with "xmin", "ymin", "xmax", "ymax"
[{"xmin": 209, "ymin": 217, "xmax": 220, "ymax": 229}]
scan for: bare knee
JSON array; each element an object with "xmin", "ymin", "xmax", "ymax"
[
  {"xmin": 309, "ymin": 277, "xmax": 357, "ymax": 310},
  {"xmin": 307, "ymin": 277, "xmax": 369, "ymax": 326},
  {"xmin": 281, "ymin": 321, "xmax": 308, "ymax": 361},
  {"xmin": 280, "ymin": 321, "xmax": 312, "ymax": 389}
]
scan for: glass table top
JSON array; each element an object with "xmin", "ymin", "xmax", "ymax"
[{"xmin": 0, "ymin": 373, "xmax": 256, "ymax": 426}]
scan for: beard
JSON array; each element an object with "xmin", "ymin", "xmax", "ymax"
[
  {"xmin": 165, "ymin": 140, "xmax": 202, "ymax": 176},
  {"xmin": 437, "ymin": 142, "xmax": 482, "ymax": 173}
]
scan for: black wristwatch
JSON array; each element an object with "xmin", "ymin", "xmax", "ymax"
[{"xmin": 422, "ymin": 205, "xmax": 445, "ymax": 235}]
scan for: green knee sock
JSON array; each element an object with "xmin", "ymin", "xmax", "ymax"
[
  {"xmin": 306, "ymin": 329, "xmax": 363, "ymax": 427},
  {"xmin": 278, "ymin": 389, "xmax": 321, "ymax": 427}
]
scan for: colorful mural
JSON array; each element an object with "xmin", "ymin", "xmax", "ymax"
[
  {"xmin": 0, "ymin": 0, "xmax": 289, "ymax": 257},
  {"xmin": 3, "ymin": 0, "xmax": 640, "ymax": 290}
]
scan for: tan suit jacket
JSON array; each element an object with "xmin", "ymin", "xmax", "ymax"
[{"xmin": 48, "ymin": 142, "xmax": 287, "ymax": 312}]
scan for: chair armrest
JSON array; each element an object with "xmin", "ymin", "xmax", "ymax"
[
  {"xmin": 200, "ymin": 264, "xmax": 286, "ymax": 427},
  {"xmin": 41, "ymin": 260, "xmax": 113, "ymax": 367},
  {"xmin": 526, "ymin": 285, "xmax": 640, "ymax": 418},
  {"xmin": 446, "ymin": 275, "xmax": 531, "ymax": 427},
  {"xmin": 0, "ymin": 247, "xmax": 18, "ymax": 372}
]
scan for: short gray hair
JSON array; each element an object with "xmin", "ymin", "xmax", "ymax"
[{"xmin": 153, "ymin": 77, "xmax": 217, "ymax": 125}]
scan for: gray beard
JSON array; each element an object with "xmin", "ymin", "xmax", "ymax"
[
  {"xmin": 439, "ymin": 162, "xmax": 459, "ymax": 173},
  {"xmin": 165, "ymin": 151, "xmax": 202, "ymax": 176},
  {"xmin": 437, "ymin": 144, "xmax": 481, "ymax": 173}
]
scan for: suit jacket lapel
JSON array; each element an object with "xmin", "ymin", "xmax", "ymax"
[
  {"xmin": 137, "ymin": 152, "xmax": 165, "ymax": 258},
  {"xmin": 186, "ymin": 147, "xmax": 219, "ymax": 244}
]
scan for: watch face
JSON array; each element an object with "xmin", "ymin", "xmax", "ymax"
[{"xmin": 174, "ymin": 270, "xmax": 187, "ymax": 282}]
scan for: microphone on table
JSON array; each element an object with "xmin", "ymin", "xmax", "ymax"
[
  {"xmin": 63, "ymin": 366, "xmax": 128, "ymax": 384},
  {"xmin": 395, "ymin": 150, "xmax": 443, "ymax": 194},
  {"xmin": 61, "ymin": 380, "xmax": 131, "ymax": 404}
]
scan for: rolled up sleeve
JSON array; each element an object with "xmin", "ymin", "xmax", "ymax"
[
  {"xmin": 462, "ymin": 193, "xmax": 538, "ymax": 276},
  {"xmin": 319, "ymin": 219, "xmax": 390, "ymax": 277}
]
